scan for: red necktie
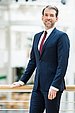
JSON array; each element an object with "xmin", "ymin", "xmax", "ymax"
[{"xmin": 39, "ymin": 31, "xmax": 47, "ymax": 55}]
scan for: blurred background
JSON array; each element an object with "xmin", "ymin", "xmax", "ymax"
[{"xmin": 0, "ymin": 0, "xmax": 75, "ymax": 113}]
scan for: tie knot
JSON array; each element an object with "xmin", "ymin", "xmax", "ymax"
[{"xmin": 44, "ymin": 31, "xmax": 47, "ymax": 35}]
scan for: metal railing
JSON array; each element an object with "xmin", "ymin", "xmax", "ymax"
[{"xmin": 0, "ymin": 85, "xmax": 75, "ymax": 113}]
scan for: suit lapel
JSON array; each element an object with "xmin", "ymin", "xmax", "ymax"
[
  {"xmin": 36, "ymin": 31, "xmax": 44, "ymax": 58},
  {"xmin": 41, "ymin": 28, "xmax": 56, "ymax": 56}
]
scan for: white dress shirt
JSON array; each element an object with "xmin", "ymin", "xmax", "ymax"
[{"xmin": 38, "ymin": 27, "xmax": 55, "ymax": 51}]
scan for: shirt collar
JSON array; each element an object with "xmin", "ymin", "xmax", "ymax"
[{"xmin": 46, "ymin": 27, "xmax": 55, "ymax": 36}]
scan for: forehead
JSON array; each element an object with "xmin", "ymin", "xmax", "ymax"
[{"xmin": 44, "ymin": 8, "xmax": 56, "ymax": 14}]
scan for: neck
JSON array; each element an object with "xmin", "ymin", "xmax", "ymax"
[
  {"xmin": 45, "ymin": 26, "xmax": 55, "ymax": 30},
  {"xmin": 45, "ymin": 26, "xmax": 55, "ymax": 31}
]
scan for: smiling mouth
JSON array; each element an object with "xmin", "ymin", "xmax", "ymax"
[
  {"xmin": 46, "ymin": 20, "xmax": 52, "ymax": 23},
  {"xmin": 46, "ymin": 22, "xmax": 52, "ymax": 25}
]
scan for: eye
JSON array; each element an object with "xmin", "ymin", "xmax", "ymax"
[
  {"xmin": 50, "ymin": 14, "xmax": 55, "ymax": 17},
  {"xmin": 44, "ymin": 13, "xmax": 48, "ymax": 16}
]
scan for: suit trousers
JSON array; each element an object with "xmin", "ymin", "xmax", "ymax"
[{"xmin": 29, "ymin": 89, "xmax": 62, "ymax": 113}]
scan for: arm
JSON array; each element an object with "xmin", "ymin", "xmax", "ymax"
[
  {"xmin": 20, "ymin": 44, "xmax": 36, "ymax": 84},
  {"xmin": 11, "ymin": 37, "xmax": 36, "ymax": 87},
  {"xmin": 48, "ymin": 33, "xmax": 70, "ymax": 99},
  {"xmin": 51, "ymin": 33, "xmax": 70, "ymax": 88}
]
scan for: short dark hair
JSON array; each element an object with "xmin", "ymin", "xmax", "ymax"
[{"xmin": 42, "ymin": 5, "xmax": 59, "ymax": 17}]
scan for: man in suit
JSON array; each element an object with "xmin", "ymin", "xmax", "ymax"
[{"xmin": 11, "ymin": 5, "xmax": 70, "ymax": 113}]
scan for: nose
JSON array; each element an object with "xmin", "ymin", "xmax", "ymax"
[{"xmin": 47, "ymin": 15, "xmax": 51, "ymax": 19}]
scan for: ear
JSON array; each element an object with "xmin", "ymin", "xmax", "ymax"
[{"xmin": 56, "ymin": 17, "xmax": 58, "ymax": 22}]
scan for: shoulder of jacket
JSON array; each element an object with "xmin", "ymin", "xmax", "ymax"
[
  {"xmin": 56, "ymin": 29, "xmax": 68, "ymax": 36},
  {"xmin": 35, "ymin": 31, "xmax": 43, "ymax": 36}
]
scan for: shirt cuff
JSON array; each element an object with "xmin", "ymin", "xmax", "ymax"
[
  {"xmin": 50, "ymin": 86, "xmax": 59, "ymax": 91},
  {"xmin": 18, "ymin": 80, "xmax": 24, "ymax": 86}
]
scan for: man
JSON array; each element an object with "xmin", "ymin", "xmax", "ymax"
[{"xmin": 11, "ymin": 5, "xmax": 70, "ymax": 113}]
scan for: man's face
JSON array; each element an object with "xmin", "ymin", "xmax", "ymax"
[{"xmin": 42, "ymin": 8, "xmax": 58, "ymax": 30}]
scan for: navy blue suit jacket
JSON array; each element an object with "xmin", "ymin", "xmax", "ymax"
[{"xmin": 20, "ymin": 28, "xmax": 70, "ymax": 91}]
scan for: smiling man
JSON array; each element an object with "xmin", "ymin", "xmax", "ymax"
[{"xmin": 11, "ymin": 5, "xmax": 70, "ymax": 113}]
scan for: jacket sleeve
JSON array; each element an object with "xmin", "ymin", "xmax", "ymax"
[
  {"xmin": 20, "ymin": 37, "xmax": 36, "ymax": 84},
  {"xmin": 51, "ymin": 33, "xmax": 70, "ymax": 89}
]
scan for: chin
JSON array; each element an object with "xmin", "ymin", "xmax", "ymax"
[{"xmin": 47, "ymin": 26, "xmax": 52, "ymax": 29}]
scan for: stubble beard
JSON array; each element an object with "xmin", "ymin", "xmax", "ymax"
[{"xmin": 45, "ymin": 22, "xmax": 55, "ymax": 29}]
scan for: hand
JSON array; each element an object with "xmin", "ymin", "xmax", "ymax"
[
  {"xmin": 48, "ymin": 88, "xmax": 57, "ymax": 100},
  {"xmin": 10, "ymin": 82, "xmax": 21, "ymax": 88}
]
